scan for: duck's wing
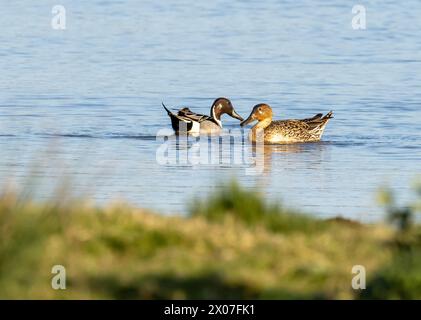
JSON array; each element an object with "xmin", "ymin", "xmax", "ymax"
[
  {"xmin": 163, "ymin": 103, "xmax": 217, "ymax": 132},
  {"xmin": 299, "ymin": 111, "xmax": 333, "ymax": 130},
  {"xmin": 301, "ymin": 113, "xmax": 323, "ymax": 122},
  {"xmin": 269, "ymin": 120, "xmax": 312, "ymax": 134},
  {"xmin": 177, "ymin": 108, "xmax": 212, "ymax": 123}
]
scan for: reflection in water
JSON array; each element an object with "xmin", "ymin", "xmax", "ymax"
[
  {"xmin": 157, "ymin": 130, "xmax": 330, "ymax": 179},
  {"xmin": 249, "ymin": 142, "xmax": 330, "ymax": 175}
]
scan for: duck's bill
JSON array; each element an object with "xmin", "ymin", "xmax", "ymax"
[
  {"xmin": 240, "ymin": 114, "xmax": 256, "ymax": 127},
  {"xmin": 230, "ymin": 110, "xmax": 244, "ymax": 121}
]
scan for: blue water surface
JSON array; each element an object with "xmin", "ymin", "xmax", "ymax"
[{"xmin": 0, "ymin": 1, "xmax": 420, "ymax": 220}]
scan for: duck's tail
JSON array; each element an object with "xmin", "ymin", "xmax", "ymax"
[
  {"xmin": 306, "ymin": 110, "xmax": 333, "ymax": 140},
  {"xmin": 162, "ymin": 102, "xmax": 192, "ymax": 132},
  {"xmin": 323, "ymin": 111, "xmax": 334, "ymax": 120},
  {"xmin": 303, "ymin": 111, "xmax": 333, "ymax": 129},
  {"xmin": 162, "ymin": 103, "xmax": 174, "ymax": 116}
]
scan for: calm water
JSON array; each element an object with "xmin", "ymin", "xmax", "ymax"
[{"xmin": 1, "ymin": 1, "xmax": 420, "ymax": 221}]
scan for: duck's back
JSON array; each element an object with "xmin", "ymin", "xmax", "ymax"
[
  {"xmin": 264, "ymin": 115, "xmax": 331, "ymax": 143},
  {"xmin": 263, "ymin": 120, "xmax": 311, "ymax": 143}
]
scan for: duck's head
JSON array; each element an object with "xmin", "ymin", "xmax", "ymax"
[
  {"xmin": 240, "ymin": 104, "xmax": 273, "ymax": 127},
  {"xmin": 211, "ymin": 97, "xmax": 244, "ymax": 121}
]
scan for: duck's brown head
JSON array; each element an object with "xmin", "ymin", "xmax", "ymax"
[
  {"xmin": 211, "ymin": 97, "xmax": 244, "ymax": 122},
  {"xmin": 240, "ymin": 104, "xmax": 273, "ymax": 126}
]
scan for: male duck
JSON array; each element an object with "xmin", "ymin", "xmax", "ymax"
[
  {"xmin": 240, "ymin": 104, "xmax": 333, "ymax": 144},
  {"xmin": 163, "ymin": 97, "xmax": 243, "ymax": 134}
]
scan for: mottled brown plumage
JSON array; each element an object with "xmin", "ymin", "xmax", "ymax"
[{"xmin": 241, "ymin": 104, "xmax": 333, "ymax": 144}]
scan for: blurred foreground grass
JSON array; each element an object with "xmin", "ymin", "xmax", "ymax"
[{"xmin": 0, "ymin": 181, "xmax": 420, "ymax": 299}]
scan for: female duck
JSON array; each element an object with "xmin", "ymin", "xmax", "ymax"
[
  {"xmin": 240, "ymin": 104, "xmax": 333, "ymax": 144},
  {"xmin": 163, "ymin": 97, "xmax": 243, "ymax": 134}
]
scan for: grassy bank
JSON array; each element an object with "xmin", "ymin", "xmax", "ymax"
[{"xmin": 0, "ymin": 182, "xmax": 420, "ymax": 299}]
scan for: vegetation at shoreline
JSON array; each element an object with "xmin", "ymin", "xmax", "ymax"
[{"xmin": 0, "ymin": 181, "xmax": 420, "ymax": 299}]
